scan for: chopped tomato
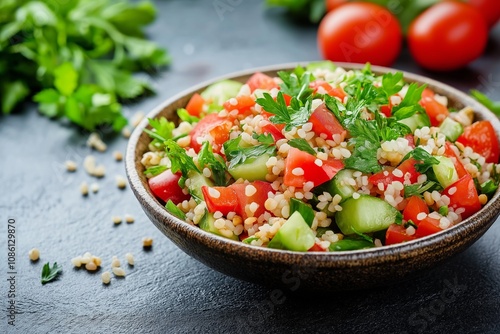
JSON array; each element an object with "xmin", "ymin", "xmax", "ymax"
[
  {"xmin": 380, "ymin": 105, "xmax": 392, "ymax": 117},
  {"xmin": 419, "ymin": 89, "xmax": 449, "ymax": 126},
  {"xmin": 246, "ymin": 72, "xmax": 278, "ymax": 92},
  {"xmin": 189, "ymin": 113, "xmax": 232, "ymax": 153},
  {"xmin": 368, "ymin": 158, "xmax": 420, "ymax": 191},
  {"xmin": 223, "ymin": 95, "xmax": 255, "ymax": 115},
  {"xmin": 229, "ymin": 181, "xmax": 275, "ymax": 219},
  {"xmin": 284, "ymin": 147, "xmax": 344, "ymax": 188},
  {"xmin": 201, "ymin": 186, "xmax": 238, "ymax": 215},
  {"xmin": 443, "ymin": 142, "xmax": 468, "ymax": 178},
  {"xmin": 310, "ymin": 81, "xmax": 347, "ymax": 101},
  {"xmin": 403, "ymin": 196, "xmax": 429, "ymax": 223},
  {"xmin": 148, "ymin": 170, "xmax": 190, "ymax": 204},
  {"xmin": 443, "ymin": 174, "xmax": 481, "ymax": 219},
  {"xmin": 309, "ymin": 103, "xmax": 346, "ymax": 142},
  {"xmin": 185, "ymin": 93, "xmax": 205, "ymax": 117},
  {"xmin": 456, "ymin": 121, "xmax": 499, "ymax": 163},
  {"xmin": 415, "ymin": 217, "xmax": 443, "ymax": 238},
  {"xmin": 385, "ymin": 224, "xmax": 416, "ymax": 245},
  {"xmin": 308, "ymin": 243, "xmax": 326, "ymax": 251},
  {"xmin": 261, "ymin": 120, "xmax": 285, "ymax": 141},
  {"xmin": 405, "ymin": 134, "xmax": 416, "ymax": 149}
]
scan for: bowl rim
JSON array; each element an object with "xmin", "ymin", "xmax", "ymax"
[{"xmin": 126, "ymin": 61, "xmax": 500, "ymax": 265}]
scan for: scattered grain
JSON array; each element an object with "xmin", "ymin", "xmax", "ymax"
[{"xmin": 28, "ymin": 248, "xmax": 40, "ymax": 261}]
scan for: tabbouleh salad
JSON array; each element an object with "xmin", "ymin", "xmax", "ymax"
[{"xmin": 141, "ymin": 62, "xmax": 500, "ymax": 252}]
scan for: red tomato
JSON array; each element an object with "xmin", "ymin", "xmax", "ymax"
[
  {"xmin": 318, "ymin": 3, "xmax": 402, "ymax": 67},
  {"xmin": 468, "ymin": 0, "xmax": 500, "ymax": 28},
  {"xmin": 408, "ymin": 1, "xmax": 488, "ymax": 71},
  {"xmin": 185, "ymin": 93, "xmax": 205, "ymax": 117},
  {"xmin": 368, "ymin": 158, "xmax": 420, "ymax": 191},
  {"xmin": 385, "ymin": 224, "xmax": 416, "ymax": 245},
  {"xmin": 284, "ymin": 147, "xmax": 344, "ymax": 188},
  {"xmin": 148, "ymin": 170, "xmax": 190, "ymax": 204},
  {"xmin": 201, "ymin": 186, "xmax": 238, "ymax": 215},
  {"xmin": 309, "ymin": 103, "xmax": 346, "ymax": 142},
  {"xmin": 456, "ymin": 121, "xmax": 500, "ymax": 163},
  {"xmin": 403, "ymin": 196, "xmax": 429, "ymax": 223},
  {"xmin": 419, "ymin": 89, "xmax": 449, "ymax": 126},
  {"xmin": 415, "ymin": 217, "xmax": 443, "ymax": 238},
  {"xmin": 246, "ymin": 72, "xmax": 278, "ymax": 92},
  {"xmin": 443, "ymin": 142, "xmax": 468, "ymax": 178},
  {"xmin": 380, "ymin": 105, "xmax": 392, "ymax": 118},
  {"xmin": 229, "ymin": 181, "xmax": 275, "ymax": 219},
  {"xmin": 308, "ymin": 243, "xmax": 326, "ymax": 252},
  {"xmin": 223, "ymin": 95, "xmax": 255, "ymax": 115},
  {"xmin": 189, "ymin": 114, "xmax": 231, "ymax": 153},
  {"xmin": 326, "ymin": 0, "xmax": 348, "ymax": 12},
  {"xmin": 261, "ymin": 120, "xmax": 285, "ymax": 141},
  {"xmin": 443, "ymin": 174, "xmax": 482, "ymax": 219},
  {"xmin": 310, "ymin": 81, "xmax": 347, "ymax": 101}
]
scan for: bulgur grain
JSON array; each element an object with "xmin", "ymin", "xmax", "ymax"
[
  {"xmin": 80, "ymin": 182, "xmax": 89, "ymax": 196},
  {"xmin": 28, "ymin": 248, "xmax": 40, "ymax": 261},
  {"xmin": 101, "ymin": 271, "xmax": 111, "ymax": 284},
  {"xmin": 125, "ymin": 253, "xmax": 134, "ymax": 266},
  {"xmin": 112, "ymin": 216, "xmax": 122, "ymax": 225},
  {"xmin": 85, "ymin": 262, "xmax": 97, "ymax": 271},
  {"xmin": 113, "ymin": 151, "xmax": 123, "ymax": 161},
  {"xmin": 65, "ymin": 160, "xmax": 77, "ymax": 172},
  {"xmin": 125, "ymin": 214, "xmax": 135, "ymax": 224},
  {"xmin": 112, "ymin": 267, "xmax": 126, "ymax": 277},
  {"xmin": 142, "ymin": 237, "xmax": 153, "ymax": 248},
  {"xmin": 115, "ymin": 175, "xmax": 127, "ymax": 189}
]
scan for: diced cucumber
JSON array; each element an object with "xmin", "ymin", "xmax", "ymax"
[
  {"xmin": 268, "ymin": 211, "xmax": 315, "ymax": 252},
  {"xmin": 201, "ymin": 80, "xmax": 243, "ymax": 107},
  {"xmin": 198, "ymin": 210, "xmax": 238, "ymax": 241},
  {"xmin": 188, "ymin": 171, "xmax": 214, "ymax": 202},
  {"xmin": 439, "ymin": 117, "xmax": 463, "ymax": 142},
  {"xmin": 228, "ymin": 154, "xmax": 269, "ymax": 182},
  {"xmin": 329, "ymin": 238, "xmax": 374, "ymax": 251},
  {"xmin": 432, "ymin": 156, "xmax": 459, "ymax": 189},
  {"xmin": 306, "ymin": 61, "xmax": 337, "ymax": 72},
  {"xmin": 335, "ymin": 195, "xmax": 398, "ymax": 235},
  {"xmin": 316, "ymin": 168, "xmax": 356, "ymax": 202},
  {"xmin": 398, "ymin": 112, "xmax": 430, "ymax": 132}
]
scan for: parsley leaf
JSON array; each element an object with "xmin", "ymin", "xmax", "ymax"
[
  {"xmin": 256, "ymin": 92, "xmax": 313, "ymax": 131},
  {"xmin": 402, "ymin": 147, "xmax": 440, "ymax": 173},
  {"xmin": 166, "ymin": 200, "xmax": 186, "ymax": 220},
  {"xmin": 381, "ymin": 72, "xmax": 404, "ymax": 98},
  {"xmin": 41, "ymin": 262, "xmax": 62, "ymax": 285},
  {"xmin": 198, "ymin": 142, "xmax": 227, "ymax": 186},
  {"xmin": 177, "ymin": 108, "xmax": 200, "ymax": 123},
  {"xmin": 256, "ymin": 92, "xmax": 291, "ymax": 124},
  {"xmin": 252, "ymin": 132, "xmax": 275, "ymax": 145},
  {"xmin": 144, "ymin": 117, "xmax": 175, "ymax": 148},
  {"xmin": 144, "ymin": 165, "xmax": 168, "ymax": 176},
  {"xmin": 404, "ymin": 181, "xmax": 440, "ymax": 198},
  {"xmin": 164, "ymin": 140, "xmax": 200, "ymax": 178},
  {"xmin": 223, "ymin": 137, "xmax": 276, "ymax": 170},
  {"xmin": 288, "ymin": 138, "xmax": 316, "ymax": 156},
  {"xmin": 471, "ymin": 90, "xmax": 500, "ymax": 116},
  {"xmin": 278, "ymin": 70, "xmax": 314, "ymax": 102},
  {"xmin": 392, "ymin": 83, "xmax": 426, "ymax": 120},
  {"xmin": 351, "ymin": 227, "xmax": 374, "ymax": 243}
]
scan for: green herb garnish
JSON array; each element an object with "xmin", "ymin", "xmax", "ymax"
[
  {"xmin": 166, "ymin": 200, "xmax": 186, "ymax": 220},
  {"xmin": 288, "ymin": 138, "xmax": 316, "ymax": 156},
  {"xmin": 41, "ymin": 262, "xmax": 62, "ymax": 285},
  {"xmin": 223, "ymin": 137, "xmax": 276, "ymax": 169}
]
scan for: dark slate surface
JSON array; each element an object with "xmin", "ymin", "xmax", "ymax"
[{"xmin": 2, "ymin": 1, "xmax": 500, "ymax": 333}]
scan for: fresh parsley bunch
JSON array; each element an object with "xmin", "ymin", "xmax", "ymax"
[{"xmin": 0, "ymin": 0, "xmax": 169, "ymax": 131}]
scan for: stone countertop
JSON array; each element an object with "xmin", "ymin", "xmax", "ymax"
[{"xmin": 2, "ymin": 1, "xmax": 500, "ymax": 333}]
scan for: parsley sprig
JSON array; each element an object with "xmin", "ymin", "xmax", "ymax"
[
  {"xmin": 1, "ymin": 0, "xmax": 169, "ymax": 131},
  {"xmin": 256, "ymin": 92, "xmax": 313, "ymax": 131},
  {"xmin": 41, "ymin": 262, "xmax": 63, "ymax": 285},
  {"xmin": 198, "ymin": 142, "xmax": 228, "ymax": 186},
  {"xmin": 223, "ymin": 137, "xmax": 276, "ymax": 170}
]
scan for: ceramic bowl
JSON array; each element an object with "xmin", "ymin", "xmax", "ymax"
[{"xmin": 126, "ymin": 63, "xmax": 500, "ymax": 291}]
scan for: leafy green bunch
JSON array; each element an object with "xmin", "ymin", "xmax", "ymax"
[{"xmin": 0, "ymin": 0, "xmax": 169, "ymax": 131}]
